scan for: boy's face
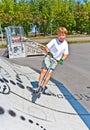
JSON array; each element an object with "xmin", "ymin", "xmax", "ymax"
[{"xmin": 58, "ymin": 33, "xmax": 66, "ymax": 42}]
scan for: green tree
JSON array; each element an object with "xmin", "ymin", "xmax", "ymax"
[
  {"xmin": 54, "ymin": 0, "xmax": 76, "ymax": 34},
  {"xmin": 74, "ymin": 2, "xmax": 89, "ymax": 33},
  {"xmin": 0, "ymin": 0, "xmax": 90, "ymax": 35},
  {"xmin": 34, "ymin": 0, "xmax": 56, "ymax": 35}
]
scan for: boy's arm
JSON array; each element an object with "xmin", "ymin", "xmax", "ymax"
[
  {"xmin": 62, "ymin": 54, "xmax": 68, "ymax": 61},
  {"xmin": 45, "ymin": 46, "xmax": 50, "ymax": 53},
  {"xmin": 59, "ymin": 54, "xmax": 69, "ymax": 65}
]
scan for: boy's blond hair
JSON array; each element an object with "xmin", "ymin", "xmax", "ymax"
[{"xmin": 57, "ymin": 27, "xmax": 68, "ymax": 35}]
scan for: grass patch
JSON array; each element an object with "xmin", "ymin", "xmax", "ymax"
[
  {"xmin": 68, "ymin": 40, "xmax": 90, "ymax": 44},
  {"xmin": 0, "ymin": 44, "xmax": 7, "ymax": 48},
  {"xmin": 40, "ymin": 40, "xmax": 90, "ymax": 46}
]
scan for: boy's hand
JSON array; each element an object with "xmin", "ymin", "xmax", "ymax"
[
  {"xmin": 48, "ymin": 52, "xmax": 53, "ymax": 57},
  {"xmin": 59, "ymin": 59, "xmax": 63, "ymax": 65}
]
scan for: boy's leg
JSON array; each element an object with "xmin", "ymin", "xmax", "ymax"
[
  {"xmin": 33, "ymin": 68, "xmax": 47, "ymax": 93},
  {"xmin": 40, "ymin": 70, "xmax": 53, "ymax": 89},
  {"xmin": 34, "ymin": 55, "xmax": 57, "ymax": 94},
  {"xmin": 38, "ymin": 68, "xmax": 47, "ymax": 87},
  {"xmin": 34, "ymin": 68, "xmax": 52, "ymax": 94}
]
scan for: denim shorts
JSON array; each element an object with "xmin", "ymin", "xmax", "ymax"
[{"xmin": 42, "ymin": 54, "xmax": 58, "ymax": 70}]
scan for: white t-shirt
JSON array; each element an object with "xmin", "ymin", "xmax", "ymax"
[{"xmin": 47, "ymin": 38, "xmax": 69, "ymax": 60}]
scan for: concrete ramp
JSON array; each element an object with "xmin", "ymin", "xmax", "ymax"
[
  {"xmin": 0, "ymin": 57, "xmax": 89, "ymax": 130},
  {"xmin": 5, "ymin": 26, "xmax": 45, "ymax": 58}
]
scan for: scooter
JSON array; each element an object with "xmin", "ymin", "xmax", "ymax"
[
  {"xmin": 34, "ymin": 57, "xmax": 56, "ymax": 95},
  {"xmin": 27, "ymin": 56, "xmax": 57, "ymax": 95}
]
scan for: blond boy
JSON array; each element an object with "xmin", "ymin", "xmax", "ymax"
[{"xmin": 34, "ymin": 27, "xmax": 69, "ymax": 94}]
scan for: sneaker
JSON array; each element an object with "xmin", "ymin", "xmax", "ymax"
[{"xmin": 34, "ymin": 86, "xmax": 43, "ymax": 95}]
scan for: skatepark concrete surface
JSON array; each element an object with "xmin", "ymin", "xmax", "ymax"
[{"xmin": 0, "ymin": 43, "xmax": 90, "ymax": 130}]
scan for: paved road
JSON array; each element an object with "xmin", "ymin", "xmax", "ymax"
[
  {"xmin": 0, "ymin": 35, "xmax": 90, "ymax": 45},
  {"xmin": 1, "ymin": 42, "xmax": 90, "ymax": 113},
  {"xmin": 31, "ymin": 36, "xmax": 90, "ymax": 44}
]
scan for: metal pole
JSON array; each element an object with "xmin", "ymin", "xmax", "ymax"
[{"xmin": 0, "ymin": 25, "xmax": 4, "ymax": 45}]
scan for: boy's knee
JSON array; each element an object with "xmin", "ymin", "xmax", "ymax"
[
  {"xmin": 42, "ymin": 68, "xmax": 47, "ymax": 73},
  {"xmin": 48, "ymin": 70, "xmax": 53, "ymax": 76}
]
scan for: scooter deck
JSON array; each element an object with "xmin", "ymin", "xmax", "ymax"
[{"xmin": 26, "ymin": 86, "xmax": 56, "ymax": 97}]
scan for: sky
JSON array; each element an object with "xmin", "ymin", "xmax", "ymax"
[
  {"xmin": 76, "ymin": 0, "xmax": 90, "ymax": 3},
  {"xmin": 0, "ymin": 0, "xmax": 90, "ymax": 3}
]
